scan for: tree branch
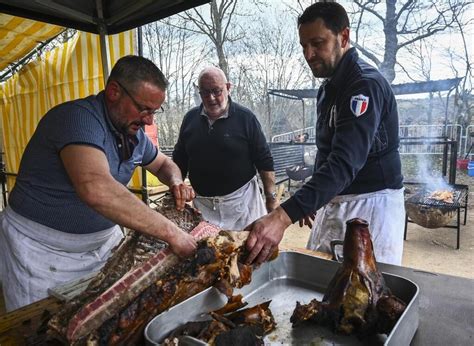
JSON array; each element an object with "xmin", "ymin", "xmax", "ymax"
[
  {"xmin": 397, "ymin": 26, "xmax": 450, "ymax": 50},
  {"xmin": 351, "ymin": 40, "xmax": 381, "ymax": 66},
  {"xmin": 395, "ymin": 0, "xmax": 415, "ymax": 22},
  {"xmin": 353, "ymin": 0, "xmax": 385, "ymax": 24}
]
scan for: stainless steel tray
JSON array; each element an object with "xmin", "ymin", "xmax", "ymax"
[{"xmin": 145, "ymin": 251, "xmax": 419, "ymax": 345}]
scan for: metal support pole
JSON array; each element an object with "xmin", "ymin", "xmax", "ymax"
[
  {"xmin": 442, "ymin": 140, "xmax": 448, "ymax": 179},
  {"xmin": 450, "ymin": 140, "xmax": 458, "ymax": 185},
  {"xmin": 301, "ymin": 99, "xmax": 305, "ymax": 132},
  {"xmin": 137, "ymin": 26, "xmax": 149, "ymax": 204},
  {"xmin": 96, "ymin": 0, "xmax": 110, "ymax": 80}
]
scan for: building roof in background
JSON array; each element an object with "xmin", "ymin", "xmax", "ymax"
[{"xmin": 268, "ymin": 78, "xmax": 463, "ymax": 100}]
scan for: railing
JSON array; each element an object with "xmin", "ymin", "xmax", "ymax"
[
  {"xmin": 398, "ymin": 125, "xmax": 463, "ymax": 155},
  {"xmin": 271, "ymin": 127, "xmax": 315, "ymax": 143},
  {"xmin": 463, "ymin": 125, "xmax": 474, "ymax": 159},
  {"xmin": 272, "ymin": 124, "xmax": 474, "ymax": 157}
]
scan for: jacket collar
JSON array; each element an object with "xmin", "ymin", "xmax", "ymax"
[
  {"xmin": 199, "ymin": 96, "xmax": 234, "ymax": 122},
  {"xmin": 327, "ymin": 47, "xmax": 358, "ymax": 89}
]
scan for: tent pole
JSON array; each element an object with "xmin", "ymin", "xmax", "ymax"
[
  {"xmin": 137, "ymin": 26, "xmax": 149, "ymax": 204},
  {"xmin": 96, "ymin": 0, "xmax": 110, "ymax": 79},
  {"xmin": 99, "ymin": 31, "xmax": 110, "ymax": 79},
  {"xmin": 301, "ymin": 99, "xmax": 305, "ymax": 133}
]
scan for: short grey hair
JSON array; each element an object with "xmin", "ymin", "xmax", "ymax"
[
  {"xmin": 107, "ymin": 55, "xmax": 168, "ymax": 92},
  {"xmin": 198, "ymin": 66, "xmax": 228, "ymax": 87}
]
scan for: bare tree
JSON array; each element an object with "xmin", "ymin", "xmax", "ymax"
[
  {"xmin": 401, "ymin": 38, "xmax": 438, "ymax": 124},
  {"xmin": 231, "ymin": 9, "xmax": 313, "ymax": 137},
  {"xmin": 449, "ymin": 2, "xmax": 474, "ymax": 127},
  {"xmin": 176, "ymin": 0, "xmax": 243, "ymax": 78},
  {"xmin": 142, "ymin": 19, "xmax": 211, "ymax": 145},
  {"xmin": 350, "ymin": 0, "xmax": 471, "ymax": 83}
]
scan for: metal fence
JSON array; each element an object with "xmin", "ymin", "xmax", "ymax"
[
  {"xmin": 463, "ymin": 125, "xmax": 474, "ymax": 159},
  {"xmin": 398, "ymin": 125, "xmax": 463, "ymax": 155},
  {"xmin": 271, "ymin": 127, "xmax": 315, "ymax": 143},
  {"xmin": 271, "ymin": 124, "xmax": 473, "ymax": 158}
]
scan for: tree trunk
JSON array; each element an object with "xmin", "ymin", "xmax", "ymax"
[
  {"xmin": 380, "ymin": 0, "xmax": 397, "ymax": 83},
  {"xmin": 211, "ymin": 1, "xmax": 229, "ymax": 78}
]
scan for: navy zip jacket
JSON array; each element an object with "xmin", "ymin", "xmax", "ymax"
[
  {"xmin": 281, "ymin": 48, "xmax": 403, "ymax": 222},
  {"xmin": 173, "ymin": 98, "xmax": 274, "ymax": 196}
]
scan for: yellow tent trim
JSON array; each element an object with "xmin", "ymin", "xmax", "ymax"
[
  {"xmin": 0, "ymin": 30, "xmax": 137, "ymax": 191},
  {"xmin": 0, "ymin": 14, "xmax": 64, "ymax": 71}
]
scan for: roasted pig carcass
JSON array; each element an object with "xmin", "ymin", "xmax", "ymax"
[
  {"xmin": 163, "ymin": 301, "xmax": 276, "ymax": 346},
  {"xmin": 290, "ymin": 218, "xmax": 406, "ymax": 338},
  {"xmin": 47, "ymin": 194, "xmax": 262, "ymax": 345}
]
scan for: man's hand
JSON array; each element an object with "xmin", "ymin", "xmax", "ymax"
[
  {"xmin": 171, "ymin": 183, "xmax": 195, "ymax": 211},
  {"xmin": 298, "ymin": 213, "xmax": 315, "ymax": 228},
  {"xmin": 244, "ymin": 207, "xmax": 292, "ymax": 266},
  {"xmin": 167, "ymin": 228, "xmax": 197, "ymax": 258}
]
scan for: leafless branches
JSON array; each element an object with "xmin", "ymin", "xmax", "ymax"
[{"xmin": 351, "ymin": 0, "xmax": 472, "ymax": 83}]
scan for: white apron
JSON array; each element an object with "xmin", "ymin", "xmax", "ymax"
[
  {"xmin": 193, "ymin": 176, "xmax": 267, "ymax": 230},
  {"xmin": 307, "ymin": 188, "xmax": 405, "ymax": 265},
  {"xmin": 0, "ymin": 206, "xmax": 123, "ymax": 312}
]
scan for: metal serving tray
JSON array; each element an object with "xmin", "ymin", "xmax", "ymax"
[{"xmin": 145, "ymin": 251, "xmax": 419, "ymax": 345}]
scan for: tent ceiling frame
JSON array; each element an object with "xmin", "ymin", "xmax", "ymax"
[{"xmin": 35, "ymin": 0, "xmax": 96, "ymax": 24}]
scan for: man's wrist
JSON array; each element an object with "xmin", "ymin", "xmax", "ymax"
[
  {"xmin": 275, "ymin": 206, "xmax": 292, "ymax": 228},
  {"xmin": 265, "ymin": 191, "xmax": 277, "ymax": 200}
]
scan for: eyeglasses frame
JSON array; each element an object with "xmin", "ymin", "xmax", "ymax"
[
  {"xmin": 198, "ymin": 87, "xmax": 225, "ymax": 98},
  {"xmin": 116, "ymin": 80, "xmax": 164, "ymax": 116}
]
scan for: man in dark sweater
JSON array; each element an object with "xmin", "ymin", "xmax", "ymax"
[
  {"xmin": 173, "ymin": 67, "xmax": 276, "ymax": 230},
  {"xmin": 245, "ymin": 2, "xmax": 405, "ymax": 265}
]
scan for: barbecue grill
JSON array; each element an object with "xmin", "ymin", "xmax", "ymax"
[
  {"xmin": 404, "ymin": 183, "xmax": 469, "ymax": 249},
  {"xmin": 286, "ymin": 164, "xmax": 314, "ymax": 181}
]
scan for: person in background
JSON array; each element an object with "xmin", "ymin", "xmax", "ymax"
[
  {"xmin": 173, "ymin": 67, "xmax": 277, "ymax": 230},
  {"xmin": 0, "ymin": 55, "xmax": 196, "ymax": 311},
  {"xmin": 245, "ymin": 2, "xmax": 404, "ymax": 266},
  {"xmin": 294, "ymin": 132, "xmax": 309, "ymax": 143}
]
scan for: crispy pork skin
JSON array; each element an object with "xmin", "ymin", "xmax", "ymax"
[
  {"xmin": 290, "ymin": 218, "xmax": 406, "ymax": 338},
  {"xmin": 47, "ymin": 193, "xmax": 270, "ymax": 345}
]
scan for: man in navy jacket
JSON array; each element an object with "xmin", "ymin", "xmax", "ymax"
[{"xmin": 245, "ymin": 2, "xmax": 404, "ymax": 266}]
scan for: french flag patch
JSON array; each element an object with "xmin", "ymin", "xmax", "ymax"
[{"xmin": 350, "ymin": 94, "xmax": 369, "ymax": 117}]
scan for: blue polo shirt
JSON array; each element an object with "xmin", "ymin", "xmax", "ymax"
[{"xmin": 9, "ymin": 92, "xmax": 158, "ymax": 234}]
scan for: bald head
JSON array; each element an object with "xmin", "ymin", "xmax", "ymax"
[
  {"xmin": 198, "ymin": 67, "xmax": 228, "ymax": 86},
  {"xmin": 198, "ymin": 67, "xmax": 231, "ymax": 120}
]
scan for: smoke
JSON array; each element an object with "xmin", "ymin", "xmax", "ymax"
[{"xmin": 416, "ymin": 155, "xmax": 451, "ymax": 192}]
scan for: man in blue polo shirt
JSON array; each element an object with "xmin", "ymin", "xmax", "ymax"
[
  {"xmin": 0, "ymin": 56, "xmax": 196, "ymax": 311},
  {"xmin": 245, "ymin": 2, "xmax": 404, "ymax": 266}
]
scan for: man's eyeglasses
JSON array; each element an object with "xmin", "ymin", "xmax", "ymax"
[
  {"xmin": 199, "ymin": 88, "xmax": 224, "ymax": 97},
  {"xmin": 116, "ymin": 80, "xmax": 164, "ymax": 116}
]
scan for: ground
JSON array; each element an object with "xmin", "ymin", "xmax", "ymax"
[{"xmin": 280, "ymin": 171, "xmax": 474, "ymax": 279}]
